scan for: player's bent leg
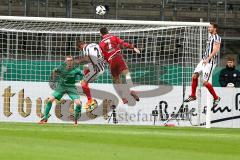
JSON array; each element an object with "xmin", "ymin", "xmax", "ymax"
[
  {"xmin": 81, "ymin": 80, "xmax": 92, "ymax": 100},
  {"xmin": 81, "ymin": 80, "xmax": 95, "ymax": 109},
  {"xmin": 122, "ymin": 69, "xmax": 140, "ymax": 102},
  {"xmin": 203, "ymin": 81, "xmax": 218, "ymax": 100},
  {"xmin": 203, "ymin": 81, "xmax": 220, "ymax": 107},
  {"xmin": 38, "ymin": 96, "xmax": 55, "ymax": 124},
  {"xmin": 113, "ymin": 76, "xmax": 128, "ymax": 104},
  {"xmin": 81, "ymin": 73, "xmax": 99, "ymax": 110},
  {"xmin": 81, "ymin": 66, "xmax": 102, "ymax": 109}
]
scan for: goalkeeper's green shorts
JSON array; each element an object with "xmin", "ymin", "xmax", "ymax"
[{"xmin": 52, "ymin": 85, "xmax": 80, "ymax": 100}]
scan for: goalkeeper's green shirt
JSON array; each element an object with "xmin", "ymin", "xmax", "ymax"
[{"xmin": 53, "ymin": 63, "xmax": 83, "ymax": 86}]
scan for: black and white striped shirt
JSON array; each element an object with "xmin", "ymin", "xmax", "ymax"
[
  {"xmin": 83, "ymin": 43, "xmax": 105, "ymax": 72},
  {"xmin": 202, "ymin": 33, "xmax": 221, "ymax": 64}
]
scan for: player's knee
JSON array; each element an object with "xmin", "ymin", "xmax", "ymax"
[
  {"xmin": 125, "ymin": 72, "xmax": 131, "ymax": 80},
  {"xmin": 113, "ymin": 77, "xmax": 120, "ymax": 84},
  {"xmin": 81, "ymin": 80, "xmax": 87, "ymax": 86},
  {"xmin": 203, "ymin": 81, "xmax": 209, "ymax": 86},
  {"xmin": 48, "ymin": 96, "xmax": 55, "ymax": 103},
  {"xmin": 192, "ymin": 73, "xmax": 199, "ymax": 79},
  {"xmin": 122, "ymin": 69, "xmax": 129, "ymax": 75},
  {"xmin": 74, "ymin": 99, "xmax": 82, "ymax": 106}
]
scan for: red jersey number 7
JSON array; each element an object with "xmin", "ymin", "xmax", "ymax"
[{"xmin": 104, "ymin": 39, "xmax": 114, "ymax": 53}]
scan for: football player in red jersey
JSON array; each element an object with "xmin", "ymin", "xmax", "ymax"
[{"xmin": 99, "ymin": 27, "xmax": 140, "ymax": 104}]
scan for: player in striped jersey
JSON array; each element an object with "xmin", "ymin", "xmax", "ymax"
[
  {"xmin": 76, "ymin": 41, "xmax": 105, "ymax": 109},
  {"xmin": 184, "ymin": 22, "xmax": 221, "ymax": 108}
]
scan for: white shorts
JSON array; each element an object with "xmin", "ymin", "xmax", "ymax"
[
  {"xmin": 194, "ymin": 60, "xmax": 216, "ymax": 81},
  {"xmin": 83, "ymin": 63, "xmax": 104, "ymax": 83}
]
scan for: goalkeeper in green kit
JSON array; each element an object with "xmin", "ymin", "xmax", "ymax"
[{"xmin": 39, "ymin": 56, "xmax": 83, "ymax": 126}]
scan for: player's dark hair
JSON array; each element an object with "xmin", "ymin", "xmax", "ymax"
[
  {"xmin": 100, "ymin": 27, "xmax": 109, "ymax": 35},
  {"xmin": 210, "ymin": 22, "xmax": 218, "ymax": 32}
]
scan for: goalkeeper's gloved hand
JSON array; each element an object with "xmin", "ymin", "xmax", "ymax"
[{"xmin": 49, "ymin": 81, "xmax": 57, "ymax": 90}]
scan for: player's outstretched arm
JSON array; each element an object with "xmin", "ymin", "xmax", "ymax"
[{"xmin": 116, "ymin": 37, "xmax": 140, "ymax": 54}]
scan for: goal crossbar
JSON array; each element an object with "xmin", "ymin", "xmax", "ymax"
[{"xmin": 0, "ymin": 16, "xmax": 209, "ymax": 27}]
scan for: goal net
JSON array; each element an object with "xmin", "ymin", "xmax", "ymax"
[{"xmin": 0, "ymin": 16, "xmax": 209, "ymax": 126}]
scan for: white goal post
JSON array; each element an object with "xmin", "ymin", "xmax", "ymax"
[{"xmin": 0, "ymin": 16, "xmax": 212, "ymax": 127}]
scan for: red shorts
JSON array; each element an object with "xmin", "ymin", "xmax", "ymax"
[{"xmin": 109, "ymin": 54, "xmax": 128, "ymax": 77}]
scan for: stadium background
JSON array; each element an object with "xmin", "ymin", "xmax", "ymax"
[
  {"xmin": 0, "ymin": 0, "xmax": 239, "ymax": 127},
  {"xmin": 0, "ymin": 1, "xmax": 240, "ymax": 160},
  {"xmin": 0, "ymin": 0, "xmax": 239, "ymax": 86}
]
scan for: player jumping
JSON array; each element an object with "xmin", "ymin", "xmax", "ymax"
[
  {"xmin": 99, "ymin": 27, "xmax": 140, "ymax": 104},
  {"xmin": 39, "ymin": 56, "xmax": 83, "ymax": 126},
  {"xmin": 184, "ymin": 22, "xmax": 221, "ymax": 108},
  {"xmin": 76, "ymin": 40, "xmax": 105, "ymax": 109}
]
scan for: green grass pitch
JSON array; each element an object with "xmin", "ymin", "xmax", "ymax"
[{"xmin": 0, "ymin": 122, "xmax": 239, "ymax": 160}]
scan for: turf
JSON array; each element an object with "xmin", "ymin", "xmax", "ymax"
[{"xmin": 0, "ymin": 122, "xmax": 239, "ymax": 160}]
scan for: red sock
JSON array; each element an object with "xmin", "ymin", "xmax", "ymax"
[
  {"xmin": 81, "ymin": 81, "xmax": 91, "ymax": 100},
  {"xmin": 205, "ymin": 82, "xmax": 218, "ymax": 100},
  {"xmin": 191, "ymin": 77, "xmax": 198, "ymax": 97}
]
